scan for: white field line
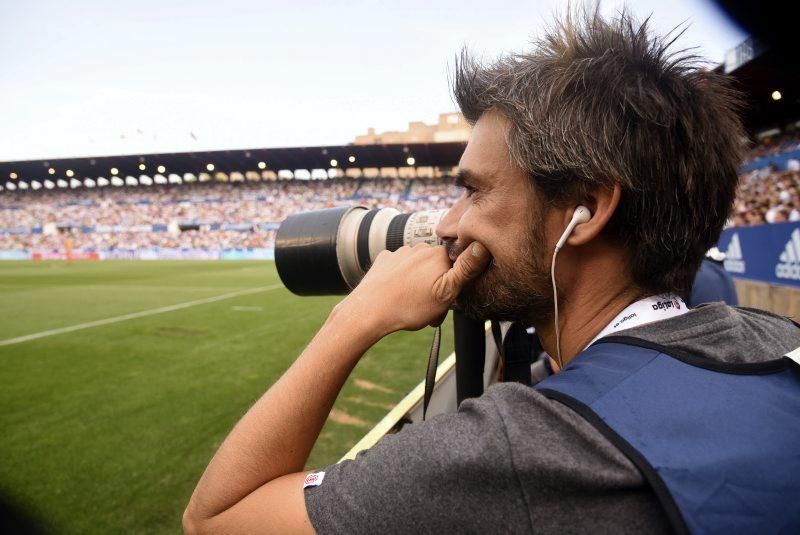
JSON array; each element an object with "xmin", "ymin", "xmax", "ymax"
[{"xmin": 0, "ymin": 284, "xmax": 283, "ymax": 347}]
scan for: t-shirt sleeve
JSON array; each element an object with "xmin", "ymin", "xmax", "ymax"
[{"xmin": 303, "ymin": 391, "xmax": 531, "ymax": 534}]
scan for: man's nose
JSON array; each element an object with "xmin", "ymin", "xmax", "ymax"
[{"xmin": 436, "ymin": 199, "xmax": 466, "ymax": 241}]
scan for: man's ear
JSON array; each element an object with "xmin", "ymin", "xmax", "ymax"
[{"xmin": 566, "ymin": 183, "xmax": 622, "ymax": 246}]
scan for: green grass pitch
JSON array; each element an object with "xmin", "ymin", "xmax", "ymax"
[{"xmin": 0, "ymin": 260, "xmax": 453, "ymax": 534}]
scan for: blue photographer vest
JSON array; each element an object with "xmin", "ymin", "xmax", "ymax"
[{"xmin": 534, "ymin": 336, "xmax": 800, "ymax": 534}]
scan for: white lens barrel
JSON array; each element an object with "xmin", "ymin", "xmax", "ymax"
[{"xmin": 402, "ymin": 210, "xmax": 446, "ymax": 247}]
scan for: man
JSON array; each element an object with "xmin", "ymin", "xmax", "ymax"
[{"xmin": 184, "ymin": 9, "xmax": 800, "ymax": 534}]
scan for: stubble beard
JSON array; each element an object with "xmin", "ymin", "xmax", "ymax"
[{"xmin": 445, "ymin": 214, "xmax": 554, "ymax": 324}]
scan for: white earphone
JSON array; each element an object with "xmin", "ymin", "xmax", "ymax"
[
  {"xmin": 555, "ymin": 206, "xmax": 591, "ymax": 251},
  {"xmin": 551, "ymin": 205, "xmax": 592, "ymax": 369}
]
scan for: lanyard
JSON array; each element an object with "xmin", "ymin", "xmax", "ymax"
[{"xmin": 587, "ymin": 294, "xmax": 689, "ymax": 349}]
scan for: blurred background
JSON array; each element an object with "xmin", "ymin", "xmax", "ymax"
[{"xmin": 1, "ymin": 1, "xmax": 798, "ymax": 533}]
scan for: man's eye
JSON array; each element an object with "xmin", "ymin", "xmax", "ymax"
[{"xmin": 463, "ymin": 185, "xmax": 478, "ymax": 197}]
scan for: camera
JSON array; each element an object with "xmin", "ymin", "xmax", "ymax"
[{"xmin": 275, "ymin": 206, "xmax": 446, "ymax": 295}]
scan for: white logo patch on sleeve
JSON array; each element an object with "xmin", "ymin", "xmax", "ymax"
[{"xmin": 303, "ymin": 471, "xmax": 325, "ymax": 489}]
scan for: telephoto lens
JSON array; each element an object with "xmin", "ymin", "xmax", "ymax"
[{"xmin": 275, "ymin": 206, "xmax": 446, "ymax": 295}]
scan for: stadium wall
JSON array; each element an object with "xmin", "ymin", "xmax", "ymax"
[
  {"xmin": 718, "ymin": 222, "xmax": 800, "ymax": 317},
  {"xmin": 718, "ymin": 222, "xmax": 800, "ymax": 287},
  {"xmin": 733, "ymin": 279, "xmax": 800, "ymax": 318}
]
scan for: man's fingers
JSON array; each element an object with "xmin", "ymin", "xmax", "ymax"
[
  {"xmin": 452, "ymin": 242, "xmax": 491, "ymax": 284},
  {"xmin": 433, "ymin": 242, "xmax": 491, "ymax": 303}
]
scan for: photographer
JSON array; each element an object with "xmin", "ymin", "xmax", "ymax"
[{"xmin": 184, "ymin": 9, "xmax": 800, "ymax": 534}]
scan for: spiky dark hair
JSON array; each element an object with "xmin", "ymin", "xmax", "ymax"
[{"xmin": 454, "ymin": 6, "xmax": 745, "ymax": 298}]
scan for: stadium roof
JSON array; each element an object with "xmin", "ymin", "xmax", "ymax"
[
  {"xmin": 6, "ymin": 41, "xmax": 799, "ymax": 188},
  {"xmin": 717, "ymin": 38, "xmax": 800, "ymax": 135},
  {"xmin": 0, "ymin": 142, "xmax": 467, "ymax": 184}
]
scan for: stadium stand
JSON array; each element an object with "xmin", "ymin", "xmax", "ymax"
[
  {"xmin": 0, "ymin": 176, "xmax": 461, "ymax": 255},
  {"xmin": 0, "ymin": 126, "xmax": 800, "ymax": 258},
  {"xmin": 0, "ymin": 132, "xmax": 799, "ymax": 258},
  {"xmin": 1, "ymin": 140, "xmax": 799, "ymax": 256}
]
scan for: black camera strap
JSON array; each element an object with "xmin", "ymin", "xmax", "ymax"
[
  {"xmin": 422, "ymin": 325, "xmax": 442, "ymax": 421},
  {"xmin": 423, "ymin": 320, "xmax": 505, "ymax": 420}
]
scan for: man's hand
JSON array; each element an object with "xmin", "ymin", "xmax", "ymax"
[
  {"xmin": 337, "ymin": 242, "xmax": 491, "ymax": 336},
  {"xmin": 184, "ymin": 241, "xmax": 490, "ymax": 534}
]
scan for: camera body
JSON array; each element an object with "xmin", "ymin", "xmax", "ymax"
[{"xmin": 275, "ymin": 206, "xmax": 446, "ymax": 295}]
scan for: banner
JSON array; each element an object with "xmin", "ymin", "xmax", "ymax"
[
  {"xmin": 220, "ymin": 223, "xmax": 254, "ymax": 231},
  {"xmin": 740, "ymin": 149, "xmax": 800, "ymax": 173},
  {"xmin": 94, "ymin": 224, "xmax": 153, "ymax": 233},
  {"xmin": 219, "ymin": 248, "xmax": 274, "ymax": 260},
  {"xmin": 0, "ymin": 227, "xmax": 34, "ymax": 235},
  {"xmin": 0, "ymin": 223, "xmax": 273, "ymax": 235},
  {"xmin": 137, "ymin": 249, "xmax": 219, "ymax": 260},
  {"xmin": 0, "ymin": 250, "xmax": 28, "ymax": 260},
  {"xmin": 30, "ymin": 251, "xmax": 100, "ymax": 261},
  {"xmin": 0, "ymin": 248, "xmax": 276, "ymax": 261},
  {"xmin": 99, "ymin": 250, "xmax": 139, "ymax": 260},
  {"xmin": 718, "ymin": 222, "xmax": 800, "ymax": 287}
]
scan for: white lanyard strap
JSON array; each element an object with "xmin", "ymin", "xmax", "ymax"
[
  {"xmin": 588, "ymin": 294, "xmax": 689, "ymax": 348},
  {"xmin": 786, "ymin": 346, "xmax": 800, "ymax": 366}
]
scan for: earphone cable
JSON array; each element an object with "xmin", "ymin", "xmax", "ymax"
[{"xmin": 551, "ymin": 247, "xmax": 563, "ymax": 370}]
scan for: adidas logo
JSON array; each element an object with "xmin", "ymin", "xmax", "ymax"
[
  {"xmin": 776, "ymin": 228, "xmax": 800, "ymax": 280},
  {"xmin": 723, "ymin": 233, "xmax": 746, "ymax": 273}
]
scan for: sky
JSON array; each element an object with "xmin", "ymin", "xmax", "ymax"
[{"xmin": 0, "ymin": 0, "xmax": 747, "ymax": 162}]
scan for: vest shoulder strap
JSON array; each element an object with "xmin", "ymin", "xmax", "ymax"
[{"xmin": 535, "ymin": 338, "xmax": 800, "ymax": 535}]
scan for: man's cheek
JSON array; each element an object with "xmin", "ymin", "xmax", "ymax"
[{"xmin": 467, "ymin": 261, "xmax": 500, "ymax": 292}]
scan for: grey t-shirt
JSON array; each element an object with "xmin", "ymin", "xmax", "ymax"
[{"xmin": 304, "ymin": 304, "xmax": 800, "ymax": 533}]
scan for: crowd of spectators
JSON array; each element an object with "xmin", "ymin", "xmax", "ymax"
[
  {"xmin": 0, "ymin": 180, "xmax": 359, "ymax": 229},
  {"xmin": 2, "ymin": 135, "xmax": 799, "ymax": 253},
  {"xmin": 0, "ymin": 177, "xmax": 460, "ymax": 252},
  {"xmin": 725, "ymin": 131, "xmax": 800, "ymax": 227},
  {"xmin": 729, "ymin": 167, "xmax": 800, "ymax": 226},
  {"xmin": 740, "ymin": 133, "xmax": 800, "ymax": 165}
]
